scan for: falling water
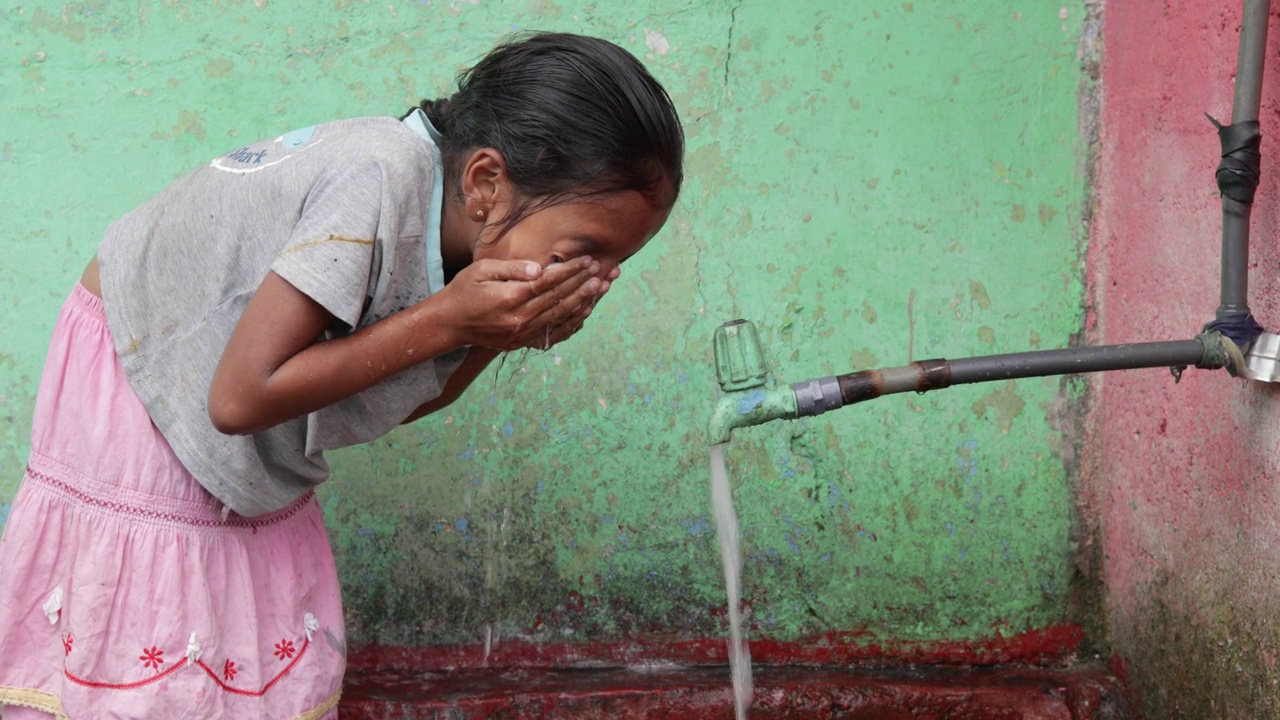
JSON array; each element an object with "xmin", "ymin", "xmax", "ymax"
[{"xmin": 710, "ymin": 443, "xmax": 752, "ymax": 719}]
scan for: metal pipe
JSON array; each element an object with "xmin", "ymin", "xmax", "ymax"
[
  {"xmin": 1232, "ymin": 0, "xmax": 1270, "ymax": 125},
  {"xmin": 1220, "ymin": 201, "xmax": 1254, "ymax": 318},
  {"xmin": 946, "ymin": 340, "xmax": 1209, "ymax": 386},
  {"xmin": 792, "ymin": 335, "xmax": 1228, "ymax": 418},
  {"xmin": 1218, "ymin": 0, "xmax": 1269, "ymax": 320}
]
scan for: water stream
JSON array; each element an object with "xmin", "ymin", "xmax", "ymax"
[{"xmin": 710, "ymin": 443, "xmax": 753, "ymax": 719}]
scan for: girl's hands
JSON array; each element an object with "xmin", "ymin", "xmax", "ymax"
[
  {"xmin": 436, "ymin": 255, "xmax": 605, "ymax": 351},
  {"xmin": 534, "ymin": 264, "xmax": 622, "ymax": 348}
]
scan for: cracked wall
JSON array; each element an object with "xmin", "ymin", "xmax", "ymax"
[{"xmin": 1, "ymin": 1, "xmax": 1091, "ymax": 655}]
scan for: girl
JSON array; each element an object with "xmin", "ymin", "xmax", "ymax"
[{"xmin": 0, "ymin": 32, "xmax": 683, "ymax": 719}]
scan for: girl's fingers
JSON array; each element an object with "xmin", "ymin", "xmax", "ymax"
[
  {"xmin": 527, "ymin": 279, "xmax": 599, "ymax": 332},
  {"xmin": 521, "ymin": 263, "xmax": 601, "ymax": 325},
  {"xmin": 527, "ymin": 256, "xmax": 595, "ymax": 296},
  {"xmin": 471, "ymin": 258, "xmax": 544, "ymax": 283}
]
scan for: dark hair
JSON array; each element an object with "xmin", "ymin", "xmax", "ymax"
[{"xmin": 405, "ymin": 32, "xmax": 684, "ymax": 235}]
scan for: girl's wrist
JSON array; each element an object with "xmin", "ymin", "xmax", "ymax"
[{"xmin": 406, "ymin": 291, "xmax": 471, "ymax": 354}]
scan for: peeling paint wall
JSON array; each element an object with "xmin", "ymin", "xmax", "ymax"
[
  {"xmin": 1, "ymin": 2, "xmax": 1090, "ymax": 656},
  {"xmin": 1093, "ymin": 2, "xmax": 1280, "ymax": 717}
]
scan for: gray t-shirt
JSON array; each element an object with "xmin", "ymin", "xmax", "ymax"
[{"xmin": 99, "ymin": 114, "xmax": 465, "ymax": 517}]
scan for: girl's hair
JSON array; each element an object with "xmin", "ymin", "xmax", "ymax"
[{"xmin": 405, "ymin": 32, "xmax": 684, "ymax": 235}]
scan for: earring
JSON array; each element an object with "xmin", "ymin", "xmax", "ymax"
[{"xmin": 473, "ymin": 209, "xmax": 487, "ymax": 220}]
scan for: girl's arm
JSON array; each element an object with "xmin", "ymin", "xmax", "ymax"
[
  {"xmin": 400, "ymin": 346, "xmax": 501, "ymax": 423},
  {"xmin": 208, "ymin": 256, "xmax": 599, "ymax": 435}
]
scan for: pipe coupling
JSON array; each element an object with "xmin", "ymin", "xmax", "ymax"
[{"xmin": 792, "ymin": 376, "xmax": 843, "ymax": 417}]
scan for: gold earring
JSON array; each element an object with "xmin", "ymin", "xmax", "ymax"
[{"xmin": 474, "ymin": 209, "xmax": 486, "ymax": 220}]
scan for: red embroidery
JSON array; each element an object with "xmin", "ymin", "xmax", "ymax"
[
  {"xmin": 140, "ymin": 646, "xmax": 165, "ymax": 670},
  {"xmin": 66, "ymin": 657, "xmax": 188, "ymax": 690},
  {"xmin": 223, "ymin": 659, "xmax": 237, "ymax": 682},
  {"xmin": 63, "ymin": 633, "xmax": 74, "ymax": 655},
  {"xmin": 65, "ymin": 636, "xmax": 312, "ymax": 697},
  {"xmin": 197, "ymin": 639, "xmax": 310, "ymax": 696},
  {"xmin": 273, "ymin": 639, "xmax": 296, "ymax": 661}
]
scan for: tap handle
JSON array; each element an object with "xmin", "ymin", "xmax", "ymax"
[{"xmin": 714, "ymin": 319, "xmax": 769, "ymax": 391}]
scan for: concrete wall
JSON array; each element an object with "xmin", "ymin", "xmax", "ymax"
[
  {"xmin": 1093, "ymin": 2, "xmax": 1280, "ymax": 716},
  {"xmin": 1, "ymin": 2, "xmax": 1091, "ymax": 659}
]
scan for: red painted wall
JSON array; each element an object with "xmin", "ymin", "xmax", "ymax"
[{"xmin": 1092, "ymin": 2, "xmax": 1280, "ymax": 715}]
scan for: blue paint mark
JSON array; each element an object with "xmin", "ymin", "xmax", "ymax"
[
  {"xmin": 458, "ymin": 446, "xmax": 475, "ymax": 460},
  {"xmin": 356, "ymin": 527, "xmax": 376, "ymax": 539},
  {"xmin": 282, "ymin": 125, "xmax": 316, "ymax": 150},
  {"xmin": 945, "ymin": 522, "xmax": 955, "ymax": 536},
  {"xmin": 747, "ymin": 545, "xmax": 783, "ymax": 563},
  {"xmin": 677, "ymin": 372, "xmax": 689, "ymax": 383},
  {"xmin": 643, "ymin": 392, "xmax": 653, "ymax": 404},
  {"xmin": 776, "ymin": 452, "xmax": 798, "ymax": 479},
  {"xmin": 502, "ymin": 420, "xmax": 514, "ymax": 438},
  {"xmin": 535, "ymin": 481, "xmax": 545, "ymax": 495},
  {"xmin": 454, "ymin": 518, "xmax": 469, "ymax": 533},
  {"xmin": 736, "ymin": 389, "xmax": 767, "ymax": 414},
  {"xmin": 679, "ymin": 517, "xmax": 711, "ymax": 536},
  {"xmin": 432, "ymin": 521, "xmax": 446, "ymax": 533}
]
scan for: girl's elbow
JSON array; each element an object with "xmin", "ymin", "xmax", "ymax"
[{"xmin": 208, "ymin": 393, "xmax": 259, "ymax": 436}]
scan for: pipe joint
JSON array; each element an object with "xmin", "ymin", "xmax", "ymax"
[{"xmin": 792, "ymin": 376, "xmax": 843, "ymax": 417}]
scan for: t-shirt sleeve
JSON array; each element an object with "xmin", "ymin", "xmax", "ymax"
[{"xmin": 270, "ymin": 160, "xmax": 385, "ymax": 329}]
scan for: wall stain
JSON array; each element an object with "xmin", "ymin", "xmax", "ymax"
[{"xmin": 970, "ymin": 381, "xmax": 1026, "ymax": 434}]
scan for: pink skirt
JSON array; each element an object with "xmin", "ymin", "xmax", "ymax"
[{"xmin": 0, "ymin": 284, "xmax": 345, "ymax": 719}]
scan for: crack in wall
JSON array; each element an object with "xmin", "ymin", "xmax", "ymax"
[{"xmin": 724, "ymin": 0, "xmax": 742, "ymax": 98}]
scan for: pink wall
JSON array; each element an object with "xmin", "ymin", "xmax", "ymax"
[{"xmin": 1093, "ymin": 2, "xmax": 1280, "ymax": 715}]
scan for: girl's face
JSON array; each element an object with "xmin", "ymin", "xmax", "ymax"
[{"xmin": 475, "ymin": 190, "xmax": 672, "ymax": 283}]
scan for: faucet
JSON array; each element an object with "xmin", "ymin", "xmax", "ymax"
[{"xmin": 707, "ymin": 320, "xmax": 800, "ymax": 445}]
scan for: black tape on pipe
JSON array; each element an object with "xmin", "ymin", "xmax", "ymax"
[
  {"xmin": 1209, "ymin": 116, "xmax": 1262, "ymax": 204},
  {"xmin": 1204, "ymin": 312, "xmax": 1264, "ymax": 348}
]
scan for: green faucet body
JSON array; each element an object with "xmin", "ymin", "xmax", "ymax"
[
  {"xmin": 707, "ymin": 386, "xmax": 799, "ymax": 445},
  {"xmin": 708, "ymin": 320, "xmax": 800, "ymax": 444}
]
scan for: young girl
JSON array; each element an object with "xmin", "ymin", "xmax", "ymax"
[{"xmin": 0, "ymin": 32, "xmax": 683, "ymax": 719}]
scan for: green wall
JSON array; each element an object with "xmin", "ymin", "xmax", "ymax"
[{"xmin": 0, "ymin": 1, "xmax": 1089, "ymax": 650}]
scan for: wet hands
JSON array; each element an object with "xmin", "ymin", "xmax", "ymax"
[{"xmin": 440, "ymin": 256, "xmax": 606, "ymax": 351}]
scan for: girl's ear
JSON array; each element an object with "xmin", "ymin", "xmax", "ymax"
[{"xmin": 459, "ymin": 148, "xmax": 511, "ymax": 221}]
